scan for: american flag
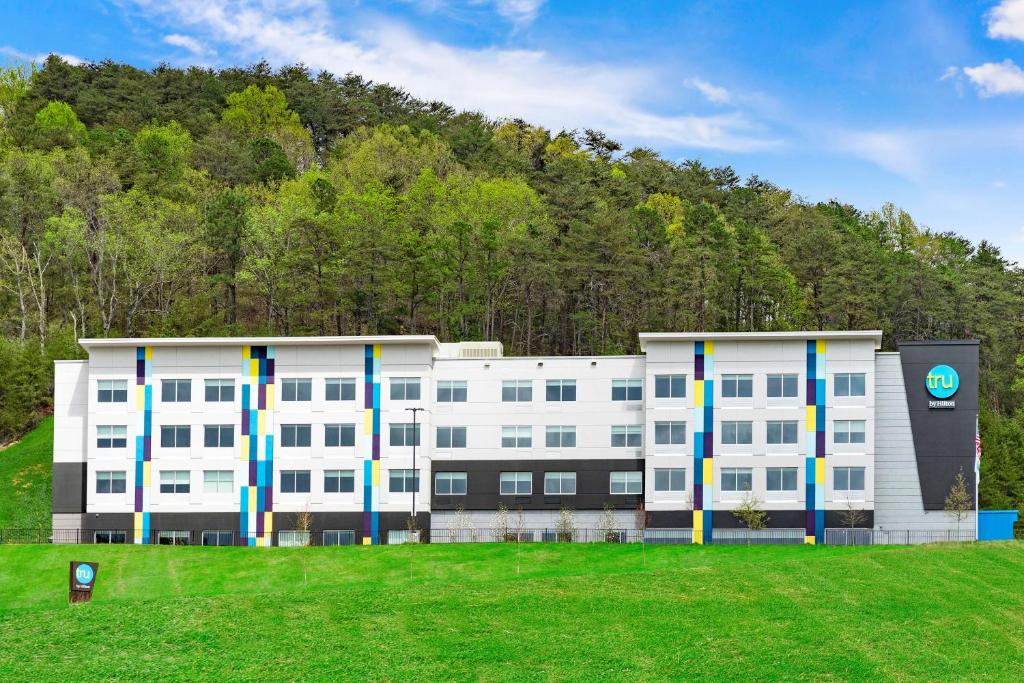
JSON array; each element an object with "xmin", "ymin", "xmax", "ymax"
[{"xmin": 975, "ymin": 416, "xmax": 982, "ymax": 474}]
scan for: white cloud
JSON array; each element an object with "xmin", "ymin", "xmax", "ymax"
[
  {"xmin": 163, "ymin": 33, "xmax": 211, "ymax": 56},
  {"xmin": 0, "ymin": 45, "xmax": 85, "ymax": 66},
  {"xmin": 684, "ymin": 78, "xmax": 730, "ymax": 105},
  {"xmin": 126, "ymin": 0, "xmax": 779, "ymax": 152},
  {"xmin": 963, "ymin": 59, "xmax": 1024, "ymax": 97},
  {"xmin": 993, "ymin": 180, "xmax": 1007, "ymax": 189},
  {"xmin": 986, "ymin": 0, "xmax": 1024, "ymax": 41},
  {"xmin": 833, "ymin": 129, "xmax": 927, "ymax": 180},
  {"xmin": 490, "ymin": 0, "xmax": 545, "ymax": 25}
]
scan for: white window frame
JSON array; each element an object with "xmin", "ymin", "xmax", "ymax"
[
  {"xmin": 203, "ymin": 424, "xmax": 234, "ymax": 448},
  {"xmin": 389, "ymin": 423, "xmax": 421, "ymax": 447},
  {"xmin": 766, "ymin": 420, "xmax": 799, "ymax": 445},
  {"xmin": 654, "ymin": 468, "xmax": 686, "ymax": 492},
  {"xmin": 721, "ymin": 467, "xmax": 753, "ymax": 492},
  {"xmin": 203, "ymin": 470, "xmax": 234, "ymax": 494},
  {"xmin": 96, "ymin": 425, "xmax": 128, "ymax": 449},
  {"xmin": 501, "ymin": 380, "xmax": 532, "ymax": 402},
  {"xmin": 436, "ymin": 380, "xmax": 468, "ymax": 403},
  {"xmin": 766, "ymin": 467, "xmax": 798, "ymax": 492},
  {"xmin": 160, "ymin": 425, "xmax": 191, "ymax": 448},
  {"xmin": 434, "ymin": 471, "xmax": 467, "ymax": 496},
  {"xmin": 834, "ymin": 466, "xmax": 866, "ymax": 491},
  {"xmin": 389, "ymin": 377, "xmax": 421, "ymax": 401},
  {"xmin": 610, "ymin": 471, "xmax": 642, "ymax": 495},
  {"xmin": 159, "ymin": 470, "xmax": 190, "ymax": 494},
  {"xmin": 161, "ymin": 379, "xmax": 191, "ymax": 403},
  {"xmin": 501, "ymin": 425, "xmax": 532, "ymax": 448},
  {"xmin": 325, "ymin": 423, "xmax": 356, "ymax": 447},
  {"xmin": 834, "ymin": 420, "xmax": 866, "ymax": 444},
  {"xmin": 500, "ymin": 471, "xmax": 532, "ymax": 495},
  {"xmin": 654, "ymin": 374, "xmax": 686, "ymax": 399},
  {"xmin": 325, "ymin": 377, "xmax": 356, "ymax": 401},
  {"xmin": 611, "ymin": 425, "xmax": 642, "ymax": 448},
  {"xmin": 544, "ymin": 472, "xmax": 576, "ymax": 495},
  {"xmin": 436, "ymin": 425, "xmax": 467, "ymax": 449},
  {"xmin": 721, "ymin": 421, "xmax": 753, "ymax": 445},
  {"xmin": 97, "ymin": 379, "xmax": 128, "ymax": 403},
  {"xmin": 766, "ymin": 373, "xmax": 799, "ymax": 398},
  {"xmin": 281, "ymin": 423, "xmax": 312, "ymax": 448},
  {"xmin": 280, "ymin": 470, "xmax": 311, "ymax": 493},
  {"xmin": 96, "ymin": 470, "xmax": 127, "ymax": 494},
  {"xmin": 204, "ymin": 378, "xmax": 235, "ymax": 402},
  {"xmin": 281, "ymin": 378, "xmax": 313, "ymax": 402},
  {"xmin": 545, "ymin": 379, "xmax": 576, "ymax": 402},
  {"xmin": 721, "ymin": 374, "xmax": 753, "ymax": 399},
  {"xmin": 389, "ymin": 469, "xmax": 420, "ymax": 493},
  {"xmin": 611, "ymin": 379, "xmax": 643, "ymax": 401},
  {"xmin": 545, "ymin": 425, "xmax": 576, "ymax": 448},
  {"xmin": 324, "ymin": 469, "xmax": 355, "ymax": 493},
  {"xmin": 834, "ymin": 373, "xmax": 866, "ymax": 398}
]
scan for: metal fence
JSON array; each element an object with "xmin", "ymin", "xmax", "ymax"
[
  {"xmin": 1, "ymin": 526, "xmax": 991, "ymax": 546},
  {"xmin": 825, "ymin": 528, "xmax": 978, "ymax": 545}
]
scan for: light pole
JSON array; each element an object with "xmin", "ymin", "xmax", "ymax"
[{"xmin": 405, "ymin": 407, "xmax": 427, "ymax": 525}]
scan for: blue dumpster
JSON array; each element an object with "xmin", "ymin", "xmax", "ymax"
[{"xmin": 978, "ymin": 510, "xmax": 1019, "ymax": 541}]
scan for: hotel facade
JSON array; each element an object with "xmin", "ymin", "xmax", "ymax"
[{"xmin": 51, "ymin": 331, "xmax": 980, "ymax": 545}]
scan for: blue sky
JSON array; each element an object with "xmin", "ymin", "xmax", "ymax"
[{"xmin": 3, "ymin": 0, "xmax": 1024, "ymax": 263}]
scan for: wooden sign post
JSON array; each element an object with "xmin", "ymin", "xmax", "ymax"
[{"xmin": 69, "ymin": 561, "xmax": 98, "ymax": 603}]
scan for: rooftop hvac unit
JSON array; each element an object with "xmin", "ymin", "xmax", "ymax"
[{"xmin": 455, "ymin": 342, "xmax": 503, "ymax": 359}]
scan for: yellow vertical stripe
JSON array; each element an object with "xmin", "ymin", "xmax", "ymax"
[
  {"xmin": 816, "ymin": 339, "xmax": 826, "ymax": 354},
  {"xmin": 250, "ymin": 359, "xmax": 259, "ymax": 378},
  {"xmin": 805, "ymin": 536, "xmax": 816, "ymax": 545},
  {"xmin": 248, "ymin": 487, "xmax": 257, "ymax": 510},
  {"xmin": 136, "ymin": 384, "xmax": 146, "ymax": 410},
  {"xmin": 242, "ymin": 345, "xmax": 250, "ymax": 359},
  {"xmin": 695, "ymin": 380, "xmax": 704, "ymax": 407},
  {"xmin": 264, "ymin": 511, "xmax": 273, "ymax": 535},
  {"xmin": 240, "ymin": 435, "xmax": 249, "ymax": 461},
  {"xmin": 143, "ymin": 461, "xmax": 151, "ymax": 487},
  {"xmin": 144, "ymin": 346, "xmax": 152, "ymax": 360},
  {"xmin": 257, "ymin": 411, "xmax": 265, "ymax": 436},
  {"xmin": 362, "ymin": 537, "xmax": 372, "ymax": 545},
  {"xmin": 704, "ymin": 340, "xmax": 714, "ymax": 355},
  {"xmin": 703, "ymin": 458, "xmax": 713, "ymax": 485},
  {"xmin": 364, "ymin": 409, "xmax": 373, "ymax": 435},
  {"xmin": 372, "ymin": 460, "xmax": 380, "ymax": 486},
  {"xmin": 265, "ymin": 383, "xmax": 274, "ymax": 410},
  {"xmin": 373, "ymin": 344, "xmax": 381, "ymax": 358},
  {"xmin": 815, "ymin": 457, "xmax": 826, "ymax": 484},
  {"xmin": 805, "ymin": 405, "xmax": 816, "ymax": 431}
]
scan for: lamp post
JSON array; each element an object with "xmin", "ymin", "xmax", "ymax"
[{"xmin": 405, "ymin": 407, "xmax": 427, "ymax": 525}]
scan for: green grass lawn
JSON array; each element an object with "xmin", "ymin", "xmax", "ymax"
[
  {"xmin": 0, "ymin": 542, "xmax": 1021, "ymax": 681},
  {"xmin": 0, "ymin": 417, "xmax": 51, "ymax": 529}
]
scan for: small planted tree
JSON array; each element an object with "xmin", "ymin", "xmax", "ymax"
[
  {"xmin": 514, "ymin": 506, "xmax": 527, "ymax": 574},
  {"xmin": 599, "ymin": 502, "xmax": 619, "ymax": 543},
  {"xmin": 555, "ymin": 506, "xmax": 576, "ymax": 543},
  {"xmin": 733, "ymin": 494, "xmax": 768, "ymax": 541},
  {"xmin": 944, "ymin": 467, "xmax": 972, "ymax": 538},
  {"xmin": 405, "ymin": 514, "xmax": 420, "ymax": 543},
  {"xmin": 492, "ymin": 502, "xmax": 512, "ymax": 542},
  {"xmin": 839, "ymin": 497, "xmax": 867, "ymax": 529},
  {"xmin": 634, "ymin": 502, "xmax": 651, "ymax": 565},
  {"xmin": 294, "ymin": 507, "xmax": 313, "ymax": 546},
  {"xmin": 451, "ymin": 503, "xmax": 475, "ymax": 542}
]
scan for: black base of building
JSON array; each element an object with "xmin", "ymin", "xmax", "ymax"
[{"xmin": 647, "ymin": 509, "xmax": 874, "ymax": 529}]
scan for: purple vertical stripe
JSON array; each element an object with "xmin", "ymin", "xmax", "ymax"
[
  {"xmin": 695, "ymin": 354, "xmax": 704, "ymax": 380},
  {"xmin": 258, "ymin": 382, "xmax": 266, "ymax": 410}
]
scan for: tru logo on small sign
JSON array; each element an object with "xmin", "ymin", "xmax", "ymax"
[
  {"xmin": 925, "ymin": 364, "xmax": 959, "ymax": 408},
  {"xmin": 69, "ymin": 561, "xmax": 99, "ymax": 603}
]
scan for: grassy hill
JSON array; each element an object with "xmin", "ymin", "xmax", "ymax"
[
  {"xmin": 0, "ymin": 417, "xmax": 51, "ymax": 529},
  {"xmin": 0, "ymin": 542, "xmax": 1021, "ymax": 681}
]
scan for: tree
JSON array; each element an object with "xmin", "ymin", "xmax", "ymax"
[
  {"xmin": 733, "ymin": 494, "xmax": 768, "ymax": 535},
  {"xmin": 599, "ymin": 502, "xmax": 619, "ymax": 543},
  {"xmin": 839, "ymin": 498, "xmax": 867, "ymax": 529},
  {"xmin": 32, "ymin": 101, "xmax": 86, "ymax": 149},
  {"xmin": 944, "ymin": 467, "xmax": 973, "ymax": 538},
  {"xmin": 555, "ymin": 506, "xmax": 576, "ymax": 543}
]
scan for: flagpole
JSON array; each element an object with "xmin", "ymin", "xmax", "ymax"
[{"xmin": 975, "ymin": 414, "xmax": 980, "ymax": 542}]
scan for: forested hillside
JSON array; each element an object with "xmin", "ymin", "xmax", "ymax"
[{"xmin": 0, "ymin": 57, "xmax": 1022, "ymax": 511}]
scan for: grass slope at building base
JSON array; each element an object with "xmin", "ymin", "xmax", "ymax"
[{"xmin": 0, "ymin": 542, "xmax": 1021, "ymax": 681}]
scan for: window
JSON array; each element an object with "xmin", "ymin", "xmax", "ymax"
[
  {"xmin": 160, "ymin": 425, "xmax": 191, "ymax": 448},
  {"xmin": 323, "ymin": 530, "xmax": 355, "ymax": 546},
  {"xmin": 721, "ymin": 468, "xmax": 753, "ymax": 492},
  {"xmin": 654, "ymin": 374, "xmax": 686, "ymax": 399},
  {"xmin": 612, "ymin": 379, "xmax": 643, "ymax": 401},
  {"xmin": 722, "ymin": 421, "xmax": 753, "ymax": 445},
  {"xmin": 834, "ymin": 467, "xmax": 866, "ymax": 491},
  {"xmin": 545, "ymin": 425, "xmax": 576, "ymax": 448},
  {"xmin": 611, "ymin": 425, "xmax": 642, "ymax": 447},
  {"xmin": 281, "ymin": 378, "xmax": 312, "ymax": 402},
  {"xmin": 502, "ymin": 380, "xmax": 532, "ymax": 402},
  {"xmin": 158, "ymin": 531, "xmax": 190, "ymax": 545},
  {"xmin": 325, "ymin": 378, "xmax": 356, "ymax": 401},
  {"xmin": 501, "ymin": 426, "xmax": 532, "ymax": 448},
  {"xmin": 96, "ymin": 471, "xmax": 126, "ymax": 494},
  {"xmin": 767, "ymin": 420, "xmax": 799, "ymax": 445},
  {"xmin": 325, "ymin": 424, "xmax": 356, "ymax": 447},
  {"xmin": 390, "ymin": 423, "xmax": 421, "ymax": 447},
  {"xmin": 204, "ymin": 379, "xmax": 234, "ymax": 402},
  {"xmin": 435, "ymin": 471, "xmax": 467, "ymax": 495},
  {"xmin": 544, "ymin": 472, "xmax": 576, "ymax": 495},
  {"xmin": 94, "ymin": 530, "xmax": 127, "ymax": 544},
  {"xmin": 545, "ymin": 379, "xmax": 576, "ymax": 401},
  {"xmin": 654, "ymin": 421, "xmax": 686, "ymax": 446},
  {"xmin": 324, "ymin": 469, "xmax": 355, "ymax": 493},
  {"xmin": 281, "ymin": 424, "xmax": 312, "ymax": 448},
  {"xmin": 437, "ymin": 380, "xmax": 467, "ymax": 402},
  {"xmin": 834, "ymin": 420, "xmax": 866, "ymax": 444},
  {"xmin": 834, "ymin": 373, "xmax": 866, "ymax": 397},
  {"xmin": 767, "ymin": 374, "xmax": 798, "ymax": 398},
  {"xmin": 389, "ymin": 469, "xmax": 420, "ymax": 493},
  {"xmin": 767, "ymin": 467, "xmax": 798, "ymax": 492},
  {"xmin": 161, "ymin": 379, "xmax": 191, "ymax": 402},
  {"xmin": 204, "ymin": 424, "xmax": 234, "ymax": 448},
  {"xmin": 390, "ymin": 377, "xmax": 421, "ymax": 401},
  {"xmin": 278, "ymin": 531, "xmax": 310, "ymax": 547},
  {"xmin": 281, "ymin": 470, "xmax": 311, "ymax": 493},
  {"xmin": 159, "ymin": 470, "xmax": 190, "ymax": 494},
  {"xmin": 721, "ymin": 374, "xmax": 753, "ymax": 398},
  {"xmin": 436, "ymin": 426, "xmax": 467, "ymax": 449},
  {"xmin": 610, "ymin": 471, "xmax": 642, "ymax": 494},
  {"xmin": 203, "ymin": 470, "xmax": 233, "ymax": 494},
  {"xmin": 202, "ymin": 530, "xmax": 233, "ymax": 546},
  {"xmin": 500, "ymin": 472, "xmax": 532, "ymax": 495},
  {"xmin": 654, "ymin": 468, "xmax": 685, "ymax": 492},
  {"xmin": 96, "ymin": 425, "xmax": 127, "ymax": 449},
  {"xmin": 98, "ymin": 379, "xmax": 127, "ymax": 403}
]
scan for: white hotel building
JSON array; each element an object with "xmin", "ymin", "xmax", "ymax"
[{"xmin": 51, "ymin": 331, "xmax": 979, "ymax": 545}]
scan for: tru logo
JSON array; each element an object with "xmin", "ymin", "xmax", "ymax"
[{"xmin": 925, "ymin": 365, "xmax": 959, "ymax": 400}]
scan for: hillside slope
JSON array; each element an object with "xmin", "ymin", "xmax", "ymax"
[
  {"xmin": 0, "ymin": 542, "xmax": 1021, "ymax": 681},
  {"xmin": 0, "ymin": 417, "xmax": 51, "ymax": 529}
]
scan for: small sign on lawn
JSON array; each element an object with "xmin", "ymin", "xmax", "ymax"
[{"xmin": 69, "ymin": 561, "xmax": 98, "ymax": 603}]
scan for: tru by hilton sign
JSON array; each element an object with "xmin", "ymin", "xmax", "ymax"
[{"xmin": 925, "ymin": 365, "xmax": 959, "ymax": 409}]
